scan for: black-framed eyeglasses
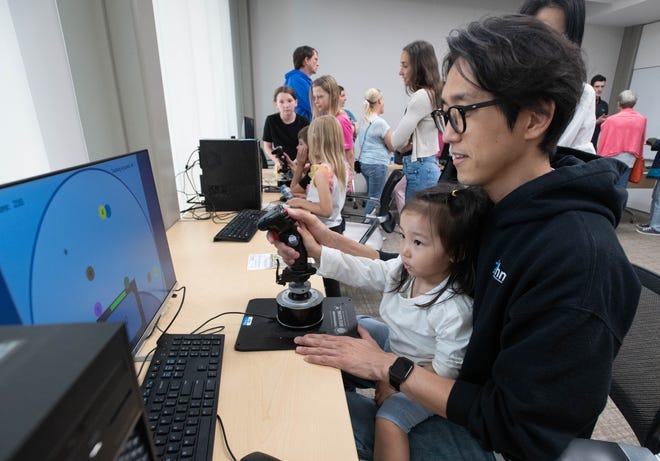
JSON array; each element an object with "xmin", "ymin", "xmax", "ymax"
[{"xmin": 431, "ymin": 99, "xmax": 501, "ymax": 134}]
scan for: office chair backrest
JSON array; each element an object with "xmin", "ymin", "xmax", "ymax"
[
  {"xmin": 610, "ymin": 264, "xmax": 660, "ymax": 452},
  {"xmin": 376, "ymin": 169, "xmax": 404, "ymax": 233}
]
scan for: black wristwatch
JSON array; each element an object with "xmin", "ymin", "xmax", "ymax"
[{"xmin": 389, "ymin": 356, "xmax": 415, "ymax": 391}]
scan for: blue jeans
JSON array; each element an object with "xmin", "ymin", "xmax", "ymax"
[
  {"xmin": 617, "ymin": 167, "xmax": 632, "ymax": 188},
  {"xmin": 651, "ymin": 181, "xmax": 660, "ymax": 231},
  {"xmin": 360, "ymin": 163, "xmax": 389, "ymax": 216},
  {"xmin": 403, "ymin": 155, "xmax": 440, "ymax": 201},
  {"xmin": 347, "ymin": 392, "xmax": 496, "ymax": 461},
  {"xmin": 346, "ymin": 316, "xmax": 496, "ymax": 460}
]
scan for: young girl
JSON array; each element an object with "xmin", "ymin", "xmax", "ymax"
[
  {"xmin": 290, "ymin": 125, "xmax": 311, "ymax": 197},
  {"xmin": 357, "ymin": 88, "xmax": 395, "ymax": 216},
  {"xmin": 301, "ymin": 184, "xmax": 491, "ymax": 461},
  {"xmin": 287, "ymin": 115, "xmax": 347, "ymax": 232},
  {"xmin": 391, "ymin": 40, "xmax": 443, "ymax": 200},
  {"xmin": 262, "ymin": 86, "xmax": 310, "ymax": 170},
  {"xmin": 287, "ymin": 115, "xmax": 349, "ymax": 297},
  {"xmin": 311, "ymin": 75, "xmax": 355, "ymax": 171}
]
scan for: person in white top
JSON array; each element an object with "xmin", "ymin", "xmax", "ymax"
[
  {"xmin": 519, "ymin": 0, "xmax": 596, "ymax": 154},
  {"xmin": 301, "ymin": 184, "xmax": 491, "ymax": 461},
  {"xmin": 391, "ymin": 41, "xmax": 444, "ymax": 200}
]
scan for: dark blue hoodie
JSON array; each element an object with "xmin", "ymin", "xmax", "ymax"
[{"xmin": 444, "ymin": 148, "xmax": 640, "ymax": 460}]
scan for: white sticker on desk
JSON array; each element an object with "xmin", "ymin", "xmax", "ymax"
[{"xmin": 247, "ymin": 253, "xmax": 280, "ymax": 270}]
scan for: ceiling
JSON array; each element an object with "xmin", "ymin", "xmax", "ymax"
[{"xmin": 586, "ymin": 0, "xmax": 660, "ymax": 27}]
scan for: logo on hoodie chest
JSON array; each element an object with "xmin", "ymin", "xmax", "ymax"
[{"xmin": 492, "ymin": 260, "xmax": 507, "ymax": 284}]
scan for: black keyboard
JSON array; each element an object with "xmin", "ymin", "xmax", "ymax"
[
  {"xmin": 213, "ymin": 209, "xmax": 265, "ymax": 242},
  {"xmin": 141, "ymin": 334, "xmax": 225, "ymax": 460}
]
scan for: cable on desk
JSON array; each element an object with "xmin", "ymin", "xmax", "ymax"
[
  {"xmin": 216, "ymin": 413, "xmax": 237, "ymax": 461},
  {"xmin": 160, "ymin": 285, "xmax": 187, "ymax": 335},
  {"xmin": 136, "ymin": 345, "xmax": 157, "ymax": 380},
  {"xmin": 195, "ymin": 325, "xmax": 226, "ymax": 335},
  {"xmin": 190, "ymin": 311, "xmax": 276, "ymax": 335}
]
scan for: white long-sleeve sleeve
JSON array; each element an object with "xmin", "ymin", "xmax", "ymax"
[
  {"xmin": 558, "ymin": 83, "xmax": 596, "ymax": 154},
  {"xmin": 317, "ymin": 246, "xmax": 473, "ymax": 378},
  {"xmin": 391, "ymin": 89, "xmax": 438, "ymax": 161}
]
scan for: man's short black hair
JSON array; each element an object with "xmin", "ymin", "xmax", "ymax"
[
  {"xmin": 442, "ymin": 14, "xmax": 585, "ymax": 156},
  {"xmin": 293, "ymin": 46, "xmax": 316, "ymax": 70},
  {"xmin": 591, "ymin": 74, "xmax": 607, "ymax": 86}
]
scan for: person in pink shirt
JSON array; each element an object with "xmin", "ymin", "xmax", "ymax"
[{"xmin": 597, "ymin": 90, "xmax": 646, "ymax": 187}]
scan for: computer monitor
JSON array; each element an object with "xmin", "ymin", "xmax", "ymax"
[
  {"xmin": 243, "ymin": 116, "xmax": 255, "ymax": 139},
  {"xmin": 0, "ymin": 150, "xmax": 177, "ymax": 355}
]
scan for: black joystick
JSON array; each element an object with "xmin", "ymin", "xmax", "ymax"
[{"xmin": 257, "ymin": 206, "xmax": 323, "ymax": 329}]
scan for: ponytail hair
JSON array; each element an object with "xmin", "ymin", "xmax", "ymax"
[{"xmin": 362, "ymin": 88, "xmax": 383, "ymax": 124}]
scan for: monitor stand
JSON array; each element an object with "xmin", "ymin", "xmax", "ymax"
[{"xmin": 234, "ymin": 297, "xmax": 359, "ymax": 351}]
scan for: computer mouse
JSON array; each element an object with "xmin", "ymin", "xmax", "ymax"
[{"xmin": 240, "ymin": 451, "xmax": 282, "ymax": 461}]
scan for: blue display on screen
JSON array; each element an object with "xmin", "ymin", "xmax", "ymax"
[{"xmin": 0, "ymin": 150, "xmax": 177, "ymax": 353}]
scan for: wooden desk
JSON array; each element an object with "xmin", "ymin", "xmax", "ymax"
[{"xmin": 147, "ymin": 202, "xmax": 358, "ymax": 461}]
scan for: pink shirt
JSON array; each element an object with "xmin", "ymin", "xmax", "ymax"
[
  {"xmin": 597, "ymin": 108, "xmax": 646, "ymax": 159},
  {"xmin": 336, "ymin": 112, "xmax": 354, "ymax": 151}
]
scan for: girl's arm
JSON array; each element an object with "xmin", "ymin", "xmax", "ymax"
[
  {"xmin": 383, "ymin": 129, "xmax": 396, "ymax": 152},
  {"xmin": 345, "ymin": 148, "xmax": 355, "ymax": 168},
  {"xmin": 338, "ymin": 113, "xmax": 355, "ymax": 168},
  {"xmin": 287, "ymin": 166, "xmax": 333, "ymax": 217},
  {"xmin": 391, "ymin": 90, "xmax": 430, "ymax": 150},
  {"xmin": 289, "ymin": 143, "xmax": 309, "ymax": 194},
  {"xmin": 263, "ymin": 141, "xmax": 277, "ymax": 164}
]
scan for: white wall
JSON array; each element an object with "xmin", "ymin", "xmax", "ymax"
[
  {"xmin": 627, "ymin": 20, "xmax": 660, "ymax": 212},
  {"xmin": 248, "ymin": 0, "xmax": 625, "ymax": 139},
  {"xmin": 2, "ymin": 0, "xmax": 179, "ymax": 227},
  {"xmin": 57, "ymin": 0, "xmax": 127, "ymax": 159},
  {"xmin": 0, "ymin": 0, "xmax": 50, "ymax": 184},
  {"xmin": 2, "ymin": 0, "xmax": 88, "ymax": 180}
]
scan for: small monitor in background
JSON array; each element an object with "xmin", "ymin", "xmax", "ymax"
[
  {"xmin": 243, "ymin": 116, "xmax": 255, "ymax": 139},
  {"xmin": 242, "ymin": 116, "xmax": 270, "ymax": 169},
  {"xmin": 199, "ymin": 139, "xmax": 262, "ymax": 211},
  {"xmin": 0, "ymin": 150, "xmax": 178, "ymax": 356}
]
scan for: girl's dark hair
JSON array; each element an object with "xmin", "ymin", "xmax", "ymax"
[
  {"xmin": 402, "ymin": 40, "xmax": 443, "ymax": 108},
  {"xmin": 392, "ymin": 184, "xmax": 491, "ymax": 307},
  {"xmin": 273, "ymin": 85, "xmax": 297, "ymax": 102},
  {"xmin": 519, "ymin": 0, "xmax": 585, "ymax": 46}
]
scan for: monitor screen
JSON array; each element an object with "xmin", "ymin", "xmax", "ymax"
[
  {"xmin": 0, "ymin": 150, "xmax": 177, "ymax": 355},
  {"xmin": 243, "ymin": 116, "xmax": 255, "ymax": 139}
]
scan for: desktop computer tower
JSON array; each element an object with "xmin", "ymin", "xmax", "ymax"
[
  {"xmin": 0, "ymin": 323, "xmax": 156, "ymax": 461},
  {"xmin": 199, "ymin": 139, "xmax": 262, "ymax": 211}
]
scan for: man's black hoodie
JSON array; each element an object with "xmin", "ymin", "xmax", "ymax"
[{"xmin": 445, "ymin": 148, "xmax": 641, "ymax": 460}]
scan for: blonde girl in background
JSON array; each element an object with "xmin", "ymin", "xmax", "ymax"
[
  {"xmin": 311, "ymin": 75, "xmax": 355, "ymax": 171},
  {"xmin": 287, "ymin": 115, "xmax": 348, "ymax": 296},
  {"xmin": 357, "ymin": 88, "xmax": 395, "ymax": 216}
]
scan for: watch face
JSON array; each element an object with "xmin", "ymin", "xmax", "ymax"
[
  {"xmin": 389, "ymin": 357, "xmax": 414, "ymax": 391},
  {"xmin": 391, "ymin": 357, "xmax": 413, "ymax": 378}
]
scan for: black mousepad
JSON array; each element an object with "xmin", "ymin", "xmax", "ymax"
[{"xmin": 234, "ymin": 297, "xmax": 359, "ymax": 351}]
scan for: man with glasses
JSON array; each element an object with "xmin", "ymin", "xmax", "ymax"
[{"xmin": 275, "ymin": 15, "xmax": 640, "ymax": 460}]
